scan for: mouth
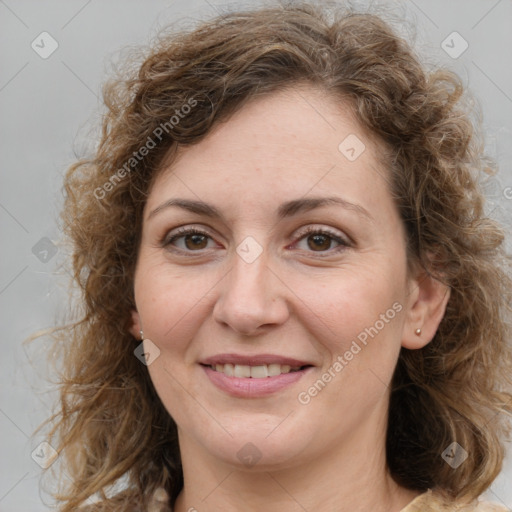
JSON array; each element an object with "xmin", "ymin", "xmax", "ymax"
[
  {"xmin": 199, "ymin": 353, "xmax": 314, "ymax": 378},
  {"xmin": 202, "ymin": 363, "xmax": 311, "ymax": 378},
  {"xmin": 202, "ymin": 363, "xmax": 311, "ymax": 379},
  {"xmin": 199, "ymin": 354, "xmax": 314, "ymax": 397}
]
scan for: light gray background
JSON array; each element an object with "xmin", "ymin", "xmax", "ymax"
[{"xmin": 1, "ymin": 0, "xmax": 511, "ymax": 510}]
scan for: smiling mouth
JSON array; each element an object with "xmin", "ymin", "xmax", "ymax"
[{"xmin": 203, "ymin": 363, "xmax": 311, "ymax": 378}]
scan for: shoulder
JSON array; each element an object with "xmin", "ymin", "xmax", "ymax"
[{"xmin": 401, "ymin": 490, "xmax": 510, "ymax": 512}]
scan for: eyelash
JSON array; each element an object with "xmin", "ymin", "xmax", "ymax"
[{"xmin": 162, "ymin": 225, "xmax": 351, "ymax": 257}]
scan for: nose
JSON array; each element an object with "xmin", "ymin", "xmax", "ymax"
[{"xmin": 212, "ymin": 250, "xmax": 289, "ymax": 337}]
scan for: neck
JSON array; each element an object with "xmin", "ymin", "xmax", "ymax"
[{"xmin": 173, "ymin": 417, "xmax": 420, "ymax": 512}]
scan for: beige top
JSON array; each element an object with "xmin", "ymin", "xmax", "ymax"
[
  {"xmin": 400, "ymin": 489, "xmax": 509, "ymax": 512},
  {"xmin": 148, "ymin": 487, "xmax": 509, "ymax": 512}
]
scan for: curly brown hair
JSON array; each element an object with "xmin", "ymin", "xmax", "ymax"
[{"xmin": 31, "ymin": 1, "xmax": 512, "ymax": 510}]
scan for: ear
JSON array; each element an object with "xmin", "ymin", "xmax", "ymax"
[
  {"xmin": 129, "ymin": 309, "xmax": 142, "ymax": 340},
  {"xmin": 402, "ymin": 265, "xmax": 451, "ymax": 350}
]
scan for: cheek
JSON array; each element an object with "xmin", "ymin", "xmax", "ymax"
[
  {"xmin": 135, "ymin": 261, "xmax": 217, "ymax": 348},
  {"xmin": 291, "ymin": 264, "xmax": 406, "ymax": 405},
  {"xmin": 135, "ymin": 265, "xmax": 214, "ymax": 424},
  {"xmin": 296, "ymin": 265, "xmax": 404, "ymax": 347}
]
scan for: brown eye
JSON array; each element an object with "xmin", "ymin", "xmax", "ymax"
[
  {"xmin": 164, "ymin": 228, "xmax": 215, "ymax": 252},
  {"xmin": 293, "ymin": 227, "xmax": 350, "ymax": 255},
  {"xmin": 307, "ymin": 233, "xmax": 333, "ymax": 251},
  {"xmin": 183, "ymin": 233, "xmax": 209, "ymax": 250}
]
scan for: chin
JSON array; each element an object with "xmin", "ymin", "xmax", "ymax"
[{"xmin": 190, "ymin": 418, "xmax": 313, "ymax": 471}]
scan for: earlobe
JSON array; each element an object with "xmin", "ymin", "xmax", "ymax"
[
  {"xmin": 129, "ymin": 309, "xmax": 142, "ymax": 340},
  {"xmin": 402, "ymin": 269, "xmax": 451, "ymax": 350}
]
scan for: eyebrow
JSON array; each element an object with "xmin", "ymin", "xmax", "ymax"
[{"xmin": 147, "ymin": 196, "xmax": 373, "ymax": 222}]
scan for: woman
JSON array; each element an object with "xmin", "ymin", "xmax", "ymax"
[{"xmin": 37, "ymin": 2, "xmax": 512, "ymax": 511}]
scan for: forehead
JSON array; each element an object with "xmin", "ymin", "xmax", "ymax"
[{"xmin": 145, "ymin": 85, "xmax": 392, "ymax": 222}]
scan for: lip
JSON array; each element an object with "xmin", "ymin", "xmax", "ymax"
[
  {"xmin": 200, "ymin": 353, "xmax": 314, "ymax": 398},
  {"xmin": 200, "ymin": 353, "xmax": 313, "ymax": 367}
]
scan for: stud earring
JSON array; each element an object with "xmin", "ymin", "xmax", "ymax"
[
  {"xmin": 415, "ymin": 328, "xmax": 422, "ymax": 336},
  {"xmin": 140, "ymin": 329, "xmax": 144, "ymax": 341}
]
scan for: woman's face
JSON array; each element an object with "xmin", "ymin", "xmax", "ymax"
[{"xmin": 131, "ymin": 85, "xmax": 428, "ymax": 470}]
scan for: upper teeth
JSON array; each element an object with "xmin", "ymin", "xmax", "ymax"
[{"xmin": 212, "ymin": 363, "xmax": 301, "ymax": 378}]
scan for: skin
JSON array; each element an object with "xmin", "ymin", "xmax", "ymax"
[{"xmin": 130, "ymin": 84, "xmax": 450, "ymax": 512}]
